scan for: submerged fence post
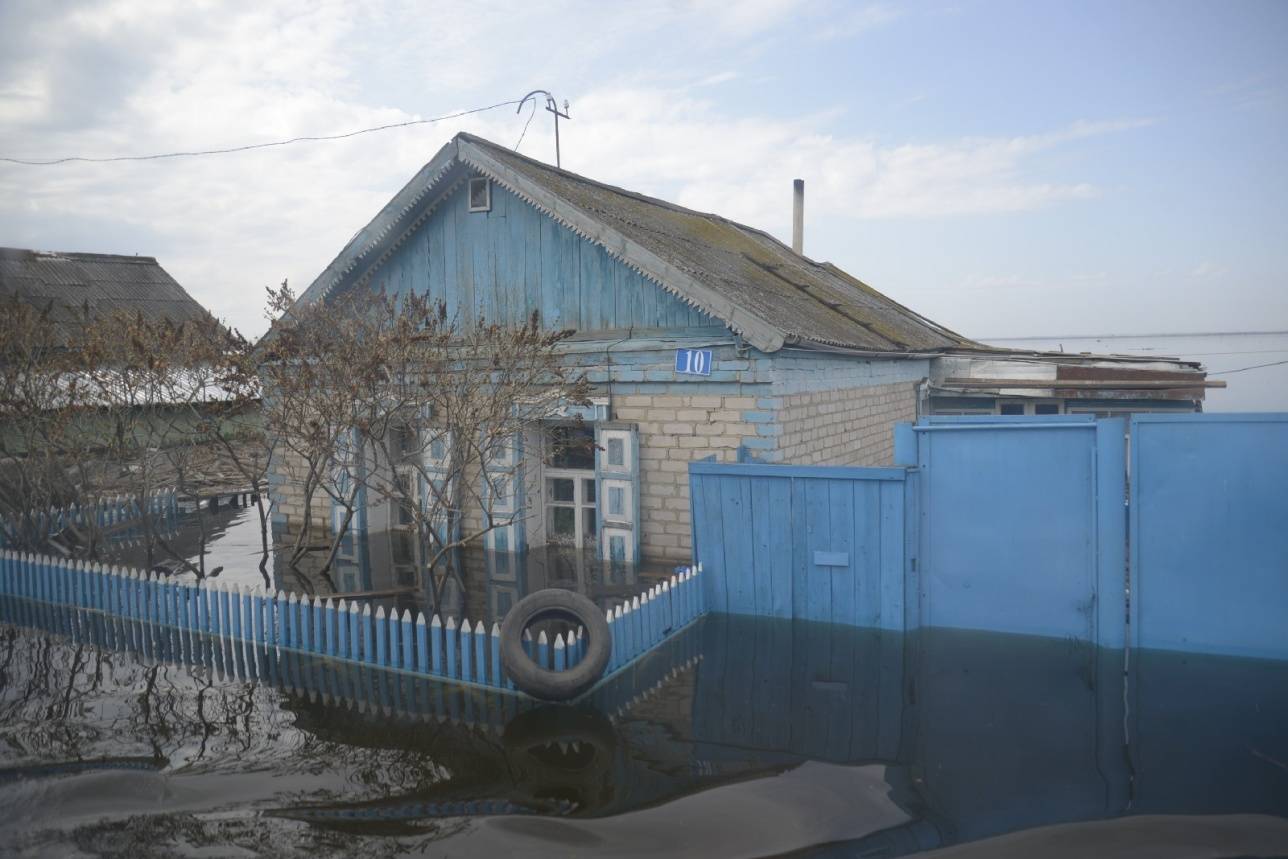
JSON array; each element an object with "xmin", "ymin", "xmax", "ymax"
[
  {"xmin": 554, "ymin": 633, "xmax": 566, "ymax": 672},
  {"xmin": 444, "ymin": 617, "xmax": 457, "ymax": 679},
  {"xmin": 490, "ymin": 623, "xmax": 502, "ymax": 688},
  {"xmin": 610, "ymin": 607, "xmax": 622, "ymax": 671},
  {"xmin": 401, "ymin": 610, "xmax": 415, "ymax": 672},
  {"xmin": 431, "ymin": 615, "xmax": 444, "ymax": 676},
  {"xmin": 461, "ymin": 620, "xmax": 475, "ymax": 683},
  {"xmin": 328, "ymin": 599, "xmax": 340, "ymax": 658},
  {"xmin": 416, "ymin": 612, "xmax": 429, "ymax": 674},
  {"xmin": 313, "ymin": 597, "xmax": 325, "ymax": 656},
  {"xmin": 348, "ymin": 603, "xmax": 360, "ymax": 663},
  {"xmin": 474, "ymin": 620, "xmax": 487, "ymax": 685},
  {"xmin": 361, "ymin": 604, "xmax": 374, "ymax": 665},
  {"xmin": 375, "ymin": 606, "xmax": 388, "ymax": 667}
]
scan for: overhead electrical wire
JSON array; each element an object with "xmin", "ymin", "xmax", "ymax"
[
  {"xmin": 1209, "ymin": 358, "xmax": 1288, "ymax": 375},
  {"xmin": 0, "ymin": 99, "xmax": 524, "ymax": 166}
]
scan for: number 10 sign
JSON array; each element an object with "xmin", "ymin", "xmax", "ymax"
[{"xmin": 675, "ymin": 348, "xmax": 713, "ymax": 376}]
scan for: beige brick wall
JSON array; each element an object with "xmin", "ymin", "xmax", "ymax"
[
  {"xmin": 614, "ymin": 392, "xmax": 761, "ymax": 563},
  {"xmin": 270, "ymin": 446, "xmax": 333, "ymax": 532},
  {"xmin": 775, "ymin": 381, "xmax": 917, "ymax": 466},
  {"xmin": 268, "ymin": 382, "xmax": 918, "ymax": 564}
]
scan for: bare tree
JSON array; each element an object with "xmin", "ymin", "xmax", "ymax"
[{"xmin": 260, "ymin": 285, "xmax": 590, "ymax": 589}]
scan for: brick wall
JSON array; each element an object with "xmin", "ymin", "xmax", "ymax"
[
  {"xmin": 613, "ymin": 393, "xmax": 762, "ymax": 562},
  {"xmin": 774, "ymin": 381, "xmax": 918, "ymax": 466},
  {"xmin": 269, "ymin": 446, "xmax": 332, "ymax": 531}
]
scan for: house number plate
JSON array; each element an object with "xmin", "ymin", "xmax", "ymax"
[{"xmin": 675, "ymin": 348, "xmax": 713, "ymax": 376}]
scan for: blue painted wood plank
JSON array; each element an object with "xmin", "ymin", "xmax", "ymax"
[
  {"xmin": 473, "ymin": 619, "xmax": 488, "ymax": 684},
  {"xmin": 720, "ymin": 476, "xmax": 754, "ymax": 614},
  {"xmin": 402, "ymin": 611, "xmax": 416, "ymax": 672},
  {"xmin": 362, "ymin": 605, "xmax": 375, "ymax": 664},
  {"xmin": 431, "ymin": 615, "xmax": 445, "ymax": 675},
  {"xmin": 490, "ymin": 623, "xmax": 502, "ymax": 687},
  {"xmin": 445, "ymin": 617, "xmax": 458, "ymax": 678},
  {"xmin": 537, "ymin": 629, "xmax": 550, "ymax": 672},
  {"xmin": 804, "ymin": 479, "xmax": 832, "ymax": 623},
  {"xmin": 827, "ymin": 480, "xmax": 856, "ymax": 627},
  {"xmin": 346, "ymin": 603, "xmax": 359, "ymax": 662},
  {"xmin": 375, "ymin": 607, "xmax": 388, "ymax": 667},
  {"xmin": 697, "ymin": 475, "xmax": 728, "ymax": 613},
  {"xmin": 415, "ymin": 614, "xmax": 429, "ymax": 674},
  {"xmin": 878, "ymin": 481, "xmax": 905, "ymax": 631},
  {"xmin": 461, "ymin": 620, "xmax": 475, "ymax": 682}
]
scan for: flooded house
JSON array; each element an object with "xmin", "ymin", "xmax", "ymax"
[{"xmin": 269, "ymin": 133, "xmax": 1216, "ymax": 577}]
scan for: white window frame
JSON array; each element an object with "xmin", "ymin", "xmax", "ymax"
[
  {"xmin": 544, "ymin": 467, "xmax": 597, "ymax": 549},
  {"xmin": 468, "ymin": 177, "xmax": 491, "ymax": 212},
  {"xmin": 995, "ymin": 400, "xmax": 1064, "ymax": 416}
]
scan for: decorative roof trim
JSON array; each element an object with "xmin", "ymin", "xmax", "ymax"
[{"xmin": 456, "ymin": 139, "xmax": 785, "ymax": 352}]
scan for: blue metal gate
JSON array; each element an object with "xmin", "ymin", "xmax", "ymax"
[
  {"xmin": 1129, "ymin": 413, "xmax": 1288, "ymax": 659},
  {"xmin": 912, "ymin": 416, "xmax": 1126, "ymax": 646}
]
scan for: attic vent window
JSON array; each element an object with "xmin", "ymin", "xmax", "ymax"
[{"xmin": 468, "ymin": 177, "xmax": 491, "ymax": 212}]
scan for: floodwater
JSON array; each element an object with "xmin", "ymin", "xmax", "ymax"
[
  {"xmin": 99, "ymin": 505, "xmax": 670, "ymax": 629},
  {"xmin": 1, "ymin": 606, "xmax": 1286, "ymax": 858},
  {"xmin": 987, "ymin": 330, "xmax": 1288, "ymax": 412}
]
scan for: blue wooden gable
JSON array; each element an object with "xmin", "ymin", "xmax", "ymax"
[{"xmin": 364, "ymin": 173, "xmax": 716, "ymax": 333}]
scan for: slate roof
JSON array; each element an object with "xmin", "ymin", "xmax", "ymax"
[
  {"xmin": 299, "ymin": 133, "xmax": 981, "ymax": 354},
  {"xmin": 0, "ymin": 247, "xmax": 211, "ymax": 342}
]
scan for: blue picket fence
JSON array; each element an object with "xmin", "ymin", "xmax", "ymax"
[
  {"xmin": 0, "ymin": 488, "xmax": 180, "ymax": 549},
  {"xmin": 0, "ymin": 549, "xmax": 706, "ymax": 694},
  {"xmin": 0, "ymin": 587, "xmax": 706, "ymax": 737}
]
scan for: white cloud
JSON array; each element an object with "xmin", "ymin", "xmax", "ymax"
[
  {"xmin": 815, "ymin": 3, "xmax": 901, "ymax": 40},
  {"xmin": 0, "ymin": 0, "xmax": 1154, "ymax": 338}
]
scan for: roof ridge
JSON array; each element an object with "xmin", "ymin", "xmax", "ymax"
[
  {"xmin": 459, "ymin": 133, "xmax": 825, "ymax": 260},
  {"xmin": 0, "ymin": 247, "xmax": 160, "ymax": 264}
]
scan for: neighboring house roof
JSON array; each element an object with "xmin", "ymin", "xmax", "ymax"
[
  {"xmin": 297, "ymin": 133, "xmax": 979, "ymax": 354},
  {"xmin": 0, "ymin": 247, "xmax": 211, "ymax": 342}
]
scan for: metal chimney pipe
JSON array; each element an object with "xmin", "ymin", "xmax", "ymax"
[{"xmin": 792, "ymin": 179, "xmax": 804, "ymax": 254}]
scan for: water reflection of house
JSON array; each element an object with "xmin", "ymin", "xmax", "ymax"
[{"xmin": 270, "ymin": 133, "xmax": 1217, "ymax": 568}]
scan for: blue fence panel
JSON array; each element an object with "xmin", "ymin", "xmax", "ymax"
[
  {"xmin": 1130, "ymin": 413, "xmax": 1288, "ymax": 659},
  {"xmin": 913, "ymin": 417, "xmax": 1124, "ymax": 644},
  {"xmin": 690, "ymin": 463, "xmax": 907, "ymax": 629}
]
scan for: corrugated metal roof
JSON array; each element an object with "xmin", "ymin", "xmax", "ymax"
[{"xmin": 0, "ymin": 247, "xmax": 211, "ymax": 342}]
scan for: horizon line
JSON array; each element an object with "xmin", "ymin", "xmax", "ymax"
[{"xmin": 982, "ymin": 329, "xmax": 1288, "ymax": 341}]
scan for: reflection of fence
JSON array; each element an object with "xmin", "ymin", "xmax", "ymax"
[
  {"xmin": 0, "ymin": 586, "xmax": 705, "ymax": 733},
  {"xmin": 0, "ymin": 549, "xmax": 705, "ymax": 695},
  {"xmin": 0, "ymin": 488, "xmax": 179, "ymax": 549}
]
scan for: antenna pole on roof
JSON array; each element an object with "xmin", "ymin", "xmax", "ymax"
[{"xmin": 516, "ymin": 90, "xmax": 571, "ymax": 168}]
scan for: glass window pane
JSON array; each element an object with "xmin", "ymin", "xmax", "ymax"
[
  {"xmin": 549, "ymin": 478, "xmax": 574, "ymax": 502},
  {"xmin": 583, "ymin": 507, "xmax": 598, "ymax": 539},
  {"xmin": 551, "ymin": 506, "xmax": 575, "ymax": 537},
  {"xmin": 549, "ymin": 425, "xmax": 596, "ymax": 469},
  {"xmin": 999, "ymin": 402, "xmax": 1024, "ymax": 415},
  {"xmin": 583, "ymin": 478, "xmax": 596, "ymax": 503},
  {"xmin": 1035, "ymin": 403, "xmax": 1060, "ymax": 415}
]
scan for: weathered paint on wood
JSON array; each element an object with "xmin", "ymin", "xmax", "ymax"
[{"xmin": 371, "ymin": 178, "xmax": 713, "ymax": 333}]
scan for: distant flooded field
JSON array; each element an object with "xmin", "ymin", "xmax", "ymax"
[{"xmin": 986, "ymin": 331, "xmax": 1288, "ymax": 411}]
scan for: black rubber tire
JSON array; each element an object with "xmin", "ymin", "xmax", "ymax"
[{"xmin": 499, "ymin": 589, "xmax": 611, "ymax": 701}]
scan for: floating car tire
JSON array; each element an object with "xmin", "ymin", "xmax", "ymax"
[{"xmin": 499, "ymin": 589, "xmax": 612, "ymax": 701}]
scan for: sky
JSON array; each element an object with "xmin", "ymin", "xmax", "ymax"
[{"xmin": 1, "ymin": 0, "xmax": 1285, "ymax": 341}]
